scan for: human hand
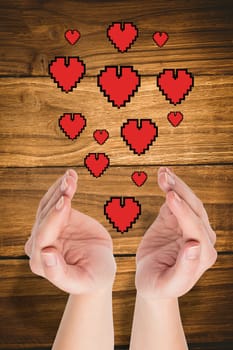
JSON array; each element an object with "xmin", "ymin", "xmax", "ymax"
[
  {"xmin": 24, "ymin": 169, "xmax": 116, "ymax": 295},
  {"xmin": 135, "ymin": 167, "xmax": 217, "ymax": 299}
]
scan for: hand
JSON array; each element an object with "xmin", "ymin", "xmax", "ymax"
[
  {"xmin": 24, "ymin": 169, "xmax": 116, "ymax": 295},
  {"xmin": 135, "ymin": 167, "xmax": 217, "ymax": 299}
]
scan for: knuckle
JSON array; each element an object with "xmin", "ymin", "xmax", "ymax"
[
  {"xmin": 203, "ymin": 247, "xmax": 218, "ymax": 268},
  {"xmin": 29, "ymin": 258, "xmax": 40, "ymax": 275}
]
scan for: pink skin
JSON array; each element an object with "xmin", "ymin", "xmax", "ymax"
[
  {"xmin": 25, "ymin": 167, "xmax": 217, "ymax": 299},
  {"xmin": 24, "ymin": 169, "xmax": 116, "ymax": 295},
  {"xmin": 135, "ymin": 167, "xmax": 217, "ymax": 299}
]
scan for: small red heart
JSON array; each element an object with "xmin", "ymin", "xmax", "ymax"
[
  {"xmin": 104, "ymin": 197, "xmax": 141, "ymax": 233},
  {"xmin": 131, "ymin": 171, "xmax": 148, "ymax": 187},
  {"xmin": 98, "ymin": 66, "xmax": 140, "ymax": 108},
  {"xmin": 167, "ymin": 112, "xmax": 183, "ymax": 127},
  {"xmin": 93, "ymin": 129, "xmax": 109, "ymax": 145},
  {"xmin": 157, "ymin": 69, "xmax": 194, "ymax": 105},
  {"xmin": 49, "ymin": 56, "xmax": 85, "ymax": 92},
  {"xmin": 121, "ymin": 119, "xmax": 158, "ymax": 155},
  {"xmin": 153, "ymin": 32, "xmax": 169, "ymax": 47},
  {"xmin": 107, "ymin": 22, "xmax": 138, "ymax": 52},
  {"xmin": 59, "ymin": 113, "xmax": 86, "ymax": 140},
  {"xmin": 84, "ymin": 153, "xmax": 109, "ymax": 177},
  {"xmin": 65, "ymin": 29, "xmax": 80, "ymax": 45}
]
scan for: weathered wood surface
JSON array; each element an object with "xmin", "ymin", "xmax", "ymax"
[
  {"xmin": 0, "ymin": 255, "xmax": 232, "ymax": 348},
  {"xmin": 0, "ymin": 0, "xmax": 232, "ymax": 349},
  {"xmin": 0, "ymin": 0, "xmax": 232, "ymax": 76},
  {"xmin": 0, "ymin": 76, "xmax": 232, "ymax": 166},
  {"xmin": 0, "ymin": 165, "xmax": 232, "ymax": 256}
]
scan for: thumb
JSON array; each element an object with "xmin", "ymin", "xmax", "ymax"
[{"xmin": 40, "ymin": 246, "xmax": 68, "ymax": 284}]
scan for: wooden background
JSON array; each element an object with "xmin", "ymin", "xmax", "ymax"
[{"xmin": 0, "ymin": 0, "xmax": 233, "ymax": 349}]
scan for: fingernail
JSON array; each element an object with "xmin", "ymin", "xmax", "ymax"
[
  {"xmin": 185, "ymin": 245, "xmax": 200, "ymax": 260},
  {"xmin": 173, "ymin": 192, "xmax": 181, "ymax": 202},
  {"xmin": 56, "ymin": 196, "xmax": 64, "ymax": 210},
  {"xmin": 61, "ymin": 176, "xmax": 68, "ymax": 192},
  {"xmin": 165, "ymin": 172, "xmax": 175, "ymax": 186},
  {"xmin": 42, "ymin": 253, "xmax": 57, "ymax": 266}
]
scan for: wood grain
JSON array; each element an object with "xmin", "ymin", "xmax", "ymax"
[
  {"xmin": 0, "ymin": 165, "xmax": 232, "ymax": 256},
  {"xmin": 0, "ymin": 0, "xmax": 232, "ymax": 349},
  {"xmin": 0, "ymin": 76, "xmax": 232, "ymax": 166},
  {"xmin": 0, "ymin": 254, "xmax": 232, "ymax": 348},
  {"xmin": 0, "ymin": 0, "xmax": 232, "ymax": 76}
]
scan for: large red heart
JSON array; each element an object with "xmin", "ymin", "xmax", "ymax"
[
  {"xmin": 153, "ymin": 32, "xmax": 169, "ymax": 47},
  {"xmin": 59, "ymin": 113, "xmax": 86, "ymax": 140},
  {"xmin": 167, "ymin": 112, "xmax": 183, "ymax": 127},
  {"xmin": 49, "ymin": 56, "xmax": 85, "ymax": 92},
  {"xmin": 104, "ymin": 197, "xmax": 141, "ymax": 233},
  {"xmin": 65, "ymin": 29, "xmax": 81, "ymax": 45},
  {"xmin": 93, "ymin": 129, "xmax": 109, "ymax": 144},
  {"xmin": 131, "ymin": 171, "xmax": 148, "ymax": 186},
  {"xmin": 121, "ymin": 119, "xmax": 158, "ymax": 155},
  {"xmin": 97, "ymin": 66, "xmax": 140, "ymax": 108},
  {"xmin": 107, "ymin": 22, "xmax": 138, "ymax": 52},
  {"xmin": 84, "ymin": 153, "xmax": 110, "ymax": 177},
  {"xmin": 157, "ymin": 69, "xmax": 194, "ymax": 105}
]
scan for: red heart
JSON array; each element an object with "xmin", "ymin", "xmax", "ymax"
[
  {"xmin": 157, "ymin": 69, "xmax": 194, "ymax": 105},
  {"xmin": 167, "ymin": 112, "xmax": 183, "ymax": 127},
  {"xmin": 121, "ymin": 119, "xmax": 158, "ymax": 155},
  {"xmin": 104, "ymin": 197, "xmax": 141, "ymax": 233},
  {"xmin": 153, "ymin": 32, "xmax": 169, "ymax": 47},
  {"xmin": 65, "ymin": 29, "xmax": 80, "ymax": 45},
  {"xmin": 131, "ymin": 171, "xmax": 148, "ymax": 187},
  {"xmin": 84, "ymin": 153, "xmax": 109, "ymax": 177},
  {"xmin": 93, "ymin": 129, "xmax": 109, "ymax": 145},
  {"xmin": 49, "ymin": 56, "xmax": 85, "ymax": 92},
  {"xmin": 107, "ymin": 22, "xmax": 138, "ymax": 52},
  {"xmin": 59, "ymin": 113, "xmax": 86, "ymax": 140},
  {"xmin": 98, "ymin": 66, "xmax": 140, "ymax": 108}
]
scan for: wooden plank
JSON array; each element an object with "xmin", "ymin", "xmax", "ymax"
[
  {"xmin": 0, "ymin": 254, "xmax": 232, "ymax": 347},
  {"xmin": 0, "ymin": 0, "xmax": 232, "ymax": 76},
  {"xmin": 0, "ymin": 165, "xmax": 232, "ymax": 256},
  {"xmin": 0, "ymin": 76, "xmax": 232, "ymax": 166}
]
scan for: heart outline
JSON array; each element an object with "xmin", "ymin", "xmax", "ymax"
[
  {"xmin": 107, "ymin": 22, "xmax": 138, "ymax": 53},
  {"xmin": 104, "ymin": 196, "xmax": 141, "ymax": 233},
  {"xmin": 131, "ymin": 171, "xmax": 148, "ymax": 186},
  {"xmin": 93, "ymin": 129, "xmax": 109, "ymax": 144},
  {"xmin": 97, "ymin": 66, "xmax": 141, "ymax": 108},
  {"xmin": 84, "ymin": 153, "xmax": 110, "ymax": 178},
  {"xmin": 167, "ymin": 112, "xmax": 183, "ymax": 127},
  {"xmin": 64, "ymin": 29, "xmax": 81, "ymax": 45},
  {"xmin": 153, "ymin": 32, "xmax": 169, "ymax": 47},
  {"xmin": 157, "ymin": 68, "xmax": 194, "ymax": 105},
  {"xmin": 49, "ymin": 56, "xmax": 86, "ymax": 93},
  {"xmin": 59, "ymin": 113, "xmax": 87, "ymax": 140},
  {"xmin": 121, "ymin": 119, "xmax": 158, "ymax": 155}
]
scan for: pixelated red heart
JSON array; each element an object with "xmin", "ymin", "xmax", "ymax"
[
  {"xmin": 65, "ymin": 29, "xmax": 80, "ymax": 45},
  {"xmin": 59, "ymin": 113, "xmax": 86, "ymax": 140},
  {"xmin": 131, "ymin": 171, "xmax": 148, "ymax": 187},
  {"xmin": 93, "ymin": 129, "xmax": 109, "ymax": 145},
  {"xmin": 84, "ymin": 153, "xmax": 109, "ymax": 177},
  {"xmin": 104, "ymin": 197, "xmax": 141, "ymax": 233},
  {"xmin": 157, "ymin": 69, "xmax": 194, "ymax": 105},
  {"xmin": 121, "ymin": 119, "xmax": 158, "ymax": 155},
  {"xmin": 107, "ymin": 22, "xmax": 138, "ymax": 52},
  {"xmin": 49, "ymin": 57, "xmax": 85, "ymax": 92},
  {"xmin": 167, "ymin": 112, "xmax": 183, "ymax": 127},
  {"xmin": 98, "ymin": 66, "xmax": 140, "ymax": 108},
  {"xmin": 153, "ymin": 32, "xmax": 169, "ymax": 47}
]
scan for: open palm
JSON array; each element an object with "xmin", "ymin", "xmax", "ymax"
[
  {"xmin": 135, "ymin": 167, "xmax": 217, "ymax": 299},
  {"xmin": 25, "ymin": 169, "xmax": 116, "ymax": 295}
]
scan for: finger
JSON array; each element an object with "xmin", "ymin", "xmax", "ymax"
[
  {"xmin": 158, "ymin": 167, "xmax": 216, "ymax": 245},
  {"xmin": 166, "ymin": 191, "xmax": 215, "ymax": 253},
  {"xmin": 36, "ymin": 169, "xmax": 77, "ymax": 220},
  {"xmin": 39, "ymin": 172, "xmax": 78, "ymax": 221},
  {"xmin": 30, "ymin": 195, "xmax": 71, "ymax": 274},
  {"xmin": 159, "ymin": 191, "xmax": 218, "ymax": 297}
]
